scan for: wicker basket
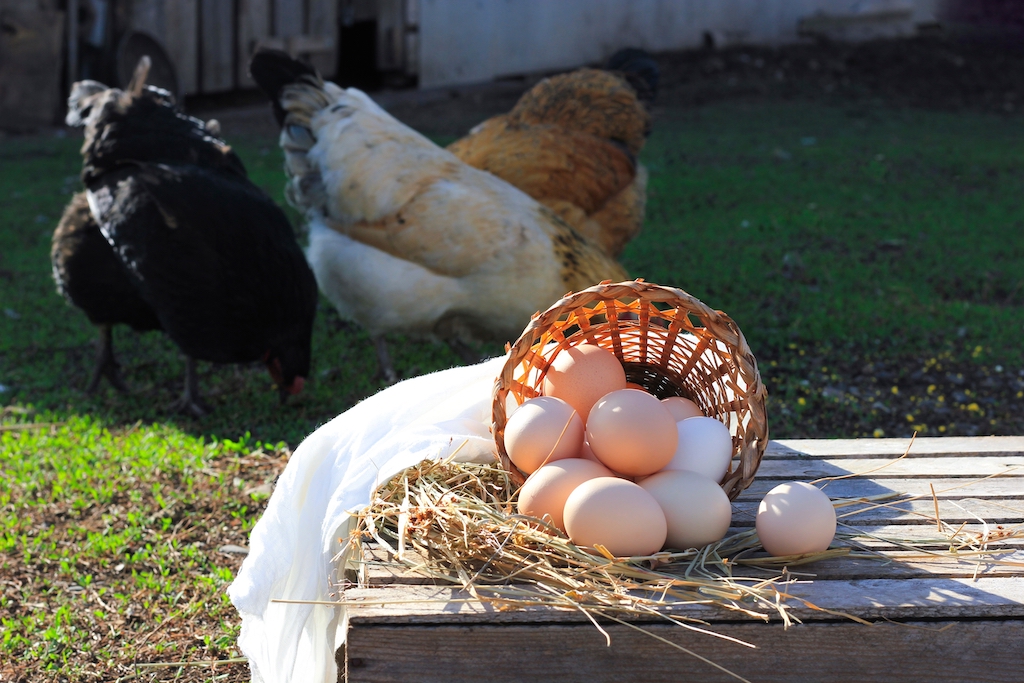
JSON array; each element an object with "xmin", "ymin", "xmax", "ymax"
[{"xmin": 491, "ymin": 280, "xmax": 768, "ymax": 500}]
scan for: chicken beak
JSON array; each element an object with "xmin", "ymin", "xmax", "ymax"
[{"xmin": 278, "ymin": 376, "xmax": 305, "ymax": 403}]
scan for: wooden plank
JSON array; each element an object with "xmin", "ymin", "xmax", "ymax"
[
  {"xmin": 753, "ymin": 456, "xmax": 1024, "ymax": 480},
  {"xmin": 837, "ymin": 523, "xmax": 1024, "ymax": 548},
  {"xmin": 343, "ymin": 619, "xmax": 1024, "ymax": 683},
  {"xmin": 738, "ymin": 476, "xmax": 1024, "ymax": 501},
  {"xmin": 237, "ymin": 0, "xmax": 271, "ymax": 88},
  {"xmin": 341, "ymin": 575, "xmax": 1024, "ymax": 625},
  {"xmin": 729, "ymin": 497, "xmax": 1024, "ymax": 526},
  {"xmin": 165, "ymin": 0, "xmax": 198, "ymax": 95},
  {"xmin": 360, "ymin": 542, "xmax": 1024, "ymax": 586},
  {"xmin": 361, "ymin": 549, "xmax": 1024, "ymax": 585},
  {"xmin": 764, "ymin": 436, "xmax": 1024, "ymax": 460},
  {"xmin": 727, "ymin": 549, "xmax": 1024, "ymax": 580},
  {"xmin": 201, "ymin": 0, "xmax": 235, "ymax": 92},
  {"xmin": 307, "ymin": 0, "xmax": 337, "ymax": 78},
  {"xmin": 0, "ymin": 0, "xmax": 65, "ymax": 131}
]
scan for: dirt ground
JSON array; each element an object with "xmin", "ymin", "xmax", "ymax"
[{"xmin": 188, "ymin": 34, "xmax": 1024, "ymax": 140}]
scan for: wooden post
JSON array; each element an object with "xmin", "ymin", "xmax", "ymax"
[{"xmin": 68, "ymin": 0, "xmax": 79, "ymax": 88}]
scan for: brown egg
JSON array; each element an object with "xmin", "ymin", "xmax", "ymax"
[
  {"xmin": 517, "ymin": 459, "xmax": 614, "ymax": 532},
  {"xmin": 580, "ymin": 439, "xmax": 634, "ymax": 481},
  {"xmin": 661, "ymin": 396, "xmax": 704, "ymax": 421},
  {"xmin": 504, "ymin": 396, "xmax": 584, "ymax": 475},
  {"xmin": 586, "ymin": 389, "xmax": 678, "ymax": 476},
  {"xmin": 563, "ymin": 478, "xmax": 667, "ymax": 557},
  {"xmin": 639, "ymin": 470, "xmax": 732, "ymax": 550},
  {"xmin": 541, "ymin": 344, "xmax": 626, "ymax": 422}
]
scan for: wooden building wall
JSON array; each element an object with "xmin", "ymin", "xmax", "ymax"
[{"xmin": 128, "ymin": 0, "xmax": 338, "ymax": 97}]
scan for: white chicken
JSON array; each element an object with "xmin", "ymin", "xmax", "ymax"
[{"xmin": 249, "ymin": 50, "xmax": 628, "ymax": 383}]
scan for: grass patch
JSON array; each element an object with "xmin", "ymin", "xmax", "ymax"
[
  {"xmin": 1, "ymin": 95, "xmax": 1023, "ymax": 678},
  {"xmin": 0, "ymin": 409, "xmax": 284, "ymax": 680},
  {"xmin": 632, "ymin": 100, "xmax": 1024, "ymax": 437}
]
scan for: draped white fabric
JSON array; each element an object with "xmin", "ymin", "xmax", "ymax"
[{"xmin": 228, "ymin": 356, "xmax": 507, "ymax": 682}]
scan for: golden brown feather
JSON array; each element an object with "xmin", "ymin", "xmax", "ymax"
[{"xmin": 447, "ymin": 68, "xmax": 652, "ymax": 258}]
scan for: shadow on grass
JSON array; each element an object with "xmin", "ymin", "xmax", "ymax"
[{"xmin": 1, "ymin": 302, "xmax": 491, "ymax": 447}]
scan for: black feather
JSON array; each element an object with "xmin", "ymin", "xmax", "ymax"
[
  {"xmin": 88, "ymin": 162, "xmax": 317, "ymax": 383},
  {"xmin": 605, "ymin": 47, "xmax": 660, "ymax": 104},
  {"xmin": 51, "ymin": 192, "xmax": 162, "ymax": 333},
  {"xmin": 248, "ymin": 48, "xmax": 320, "ymax": 127},
  {"xmin": 81, "ymin": 95, "xmax": 245, "ymax": 185},
  {"xmin": 60, "ymin": 78, "xmax": 318, "ymax": 405}
]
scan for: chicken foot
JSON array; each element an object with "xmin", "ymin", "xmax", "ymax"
[
  {"xmin": 169, "ymin": 356, "xmax": 212, "ymax": 417},
  {"xmin": 372, "ymin": 335, "xmax": 399, "ymax": 386},
  {"xmin": 85, "ymin": 324, "xmax": 129, "ymax": 394}
]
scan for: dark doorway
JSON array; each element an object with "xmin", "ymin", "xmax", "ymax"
[{"xmin": 336, "ymin": 20, "xmax": 380, "ymax": 91}]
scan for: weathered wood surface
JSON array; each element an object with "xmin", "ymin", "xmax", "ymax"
[
  {"xmin": 342, "ymin": 575, "xmax": 1024, "ymax": 624},
  {"xmin": 236, "ymin": 0, "xmax": 270, "ymax": 89},
  {"xmin": 339, "ymin": 437, "xmax": 1024, "ymax": 682},
  {"xmin": 344, "ymin": 620, "xmax": 1024, "ymax": 683},
  {"xmin": 200, "ymin": 0, "xmax": 235, "ymax": 92},
  {"xmin": 0, "ymin": 0, "xmax": 65, "ymax": 131},
  {"xmin": 738, "ymin": 475, "xmax": 1024, "ymax": 500},
  {"xmin": 764, "ymin": 436, "xmax": 1024, "ymax": 459}
]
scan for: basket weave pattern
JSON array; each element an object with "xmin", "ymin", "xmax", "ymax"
[{"xmin": 492, "ymin": 280, "xmax": 768, "ymax": 500}]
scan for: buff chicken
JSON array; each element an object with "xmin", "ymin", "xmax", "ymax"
[
  {"xmin": 446, "ymin": 49, "xmax": 658, "ymax": 258},
  {"xmin": 249, "ymin": 49, "xmax": 628, "ymax": 384}
]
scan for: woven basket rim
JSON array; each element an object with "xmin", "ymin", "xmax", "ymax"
[{"xmin": 491, "ymin": 279, "xmax": 769, "ymax": 500}]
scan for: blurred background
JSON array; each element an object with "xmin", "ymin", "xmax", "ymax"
[
  {"xmin": 3, "ymin": 0, "xmax": 1020, "ymax": 129},
  {"xmin": 2, "ymin": 0, "xmax": 1024, "ymax": 445}
]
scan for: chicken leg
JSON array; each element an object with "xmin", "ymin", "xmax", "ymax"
[
  {"xmin": 169, "ymin": 356, "xmax": 212, "ymax": 417},
  {"xmin": 373, "ymin": 335, "xmax": 399, "ymax": 386},
  {"xmin": 85, "ymin": 324, "xmax": 129, "ymax": 394}
]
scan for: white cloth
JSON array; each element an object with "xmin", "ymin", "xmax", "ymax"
[{"xmin": 228, "ymin": 356, "xmax": 508, "ymax": 683}]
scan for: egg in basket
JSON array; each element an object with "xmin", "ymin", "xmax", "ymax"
[{"xmin": 491, "ymin": 280, "xmax": 769, "ymax": 555}]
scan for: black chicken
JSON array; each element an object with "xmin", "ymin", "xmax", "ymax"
[
  {"xmin": 56, "ymin": 57, "xmax": 318, "ymax": 416},
  {"xmin": 51, "ymin": 192, "xmax": 162, "ymax": 393}
]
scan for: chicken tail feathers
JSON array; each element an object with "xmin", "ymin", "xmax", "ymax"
[
  {"xmin": 605, "ymin": 47, "xmax": 659, "ymax": 104},
  {"xmin": 249, "ymin": 48, "xmax": 324, "ymax": 126}
]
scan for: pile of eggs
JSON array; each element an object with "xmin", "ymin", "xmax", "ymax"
[
  {"xmin": 506, "ymin": 344, "xmax": 736, "ymax": 557},
  {"xmin": 505, "ymin": 344, "xmax": 837, "ymax": 558}
]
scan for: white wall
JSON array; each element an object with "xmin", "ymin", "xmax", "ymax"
[{"xmin": 418, "ymin": 0, "xmax": 940, "ymax": 88}]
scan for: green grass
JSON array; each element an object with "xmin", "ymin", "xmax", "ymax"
[
  {"xmin": 2, "ymin": 99, "xmax": 1023, "ymax": 678},
  {"xmin": 0, "ymin": 411, "xmax": 282, "ymax": 680},
  {"xmin": 632, "ymin": 101, "xmax": 1024, "ymax": 358}
]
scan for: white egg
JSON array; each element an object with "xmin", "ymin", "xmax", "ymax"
[
  {"xmin": 662, "ymin": 416, "xmax": 733, "ymax": 483},
  {"xmin": 755, "ymin": 482, "xmax": 837, "ymax": 557},
  {"xmin": 639, "ymin": 470, "xmax": 732, "ymax": 550}
]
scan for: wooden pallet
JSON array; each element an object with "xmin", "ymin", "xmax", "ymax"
[{"xmin": 337, "ymin": 436, "xmax": 1024, "ymax": 682}]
